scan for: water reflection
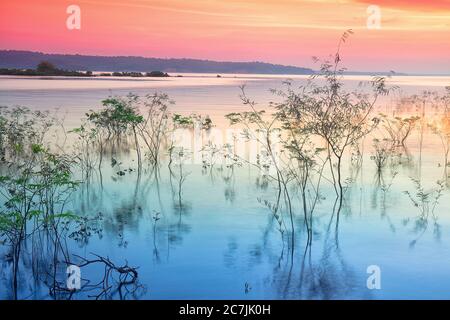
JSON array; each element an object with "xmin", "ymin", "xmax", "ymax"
[
  {"xmin": 0, "ymin": 83, "xmax": 450, "ymax": 300},
  {"xmin": 1, "ymin": 126, "xmax": 449, "ymax": 299}
]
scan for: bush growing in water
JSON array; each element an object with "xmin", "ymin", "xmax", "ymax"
[{"xmin": 0, "ymin": 143, "xmax": 80, "ymax": 299}]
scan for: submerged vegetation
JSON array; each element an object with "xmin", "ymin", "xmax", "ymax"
[{"xmin": 1, "ymin": 39, "xmax": 449, "ymax": 299}]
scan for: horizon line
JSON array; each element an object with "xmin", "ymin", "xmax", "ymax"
[{"xmin": 2, "ymin": 48, "xmax": 450, "ymax": 76}]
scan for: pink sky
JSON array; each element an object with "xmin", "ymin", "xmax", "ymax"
[{"xmin": 1, "ymin": 0, "xmax": 449, "ymax": 73}]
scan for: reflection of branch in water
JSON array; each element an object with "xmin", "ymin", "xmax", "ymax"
[
  {"xmin": 152, "ymin": 211, "xmax": 161, "ymax": 262},
  {"xmin": 222, "ymin": 166, "xmax": 236, "ymax": 203},
  {"xmin": 169, "ymin": 149, "xmax": 192, "ymax": 224},
  {"xmin": 371, "ymin": 171, "xmax": 398, "ymax": 233},
  {"xmin": 255, "ymin": 175, "xmax": 269, "ymax": 191},
  {"xmin": 267, "ymin": 216, "xmax": 363, "ymax": 299},
  {"xmin": 251, "ymin": 180, "xmax": 365, "ymax": 299},
  {"xmin": 298, "ymin": 210, "xmax": 360, "ymax": 299},
  {"xmin": 166, "ymin": 150, "xmax": 193, "ymax": 248},
  {"xmin": 403, "ymin": 179, "xmax": 444, "ymax": 247},
  {"xmin": 52, "ymin": 253, "xmax": 144, "ymax": 300}
]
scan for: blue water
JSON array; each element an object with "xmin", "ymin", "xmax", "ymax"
[{"xmin": 0, "ymin": 75, "xmax": 449, "ymax": 299}]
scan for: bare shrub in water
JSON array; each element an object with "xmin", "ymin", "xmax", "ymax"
[
  {"xmin": 271, "ymin": 31, "xmax": 392, "ymax": 210},
  {"xmin": 379, "ymin": 113, "xmax": 420, "ymax": 147},
  {"xmin": 371, "ymin": 138, "xmax": 395, "ymax": 174},
  {"xmin": 86, "ymin": 94, "xmax": 144, "ymax": 170},
  {"xmin": 0, "ymin": 106, "xmax": 55, "ymax": 162}
]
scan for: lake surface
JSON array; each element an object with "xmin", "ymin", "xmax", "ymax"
[{"xmin": 0, "ymin": 74, "xmax": 449, "ymax": 299}]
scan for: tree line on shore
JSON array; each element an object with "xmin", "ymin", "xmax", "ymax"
[{"xmin": 0, "ymin": 61, "xmax": 170, "ymax": 77}]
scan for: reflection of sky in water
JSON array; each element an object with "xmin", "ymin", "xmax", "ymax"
[
  {"xmin": 65, "ymin": 146, "xmax": 450, "ymax": 299},
  {"xmin": 0, "ymin": 75, "xmax": 449, "ymax": 299}
]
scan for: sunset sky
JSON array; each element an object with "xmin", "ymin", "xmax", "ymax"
[{"xmin": 0, "ymin": 0, "xmax": 449, "ymax": 74}]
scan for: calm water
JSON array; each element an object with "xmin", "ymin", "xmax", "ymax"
[{"xmin": 0, "ymin": 74, "xmax": 449, "ymax": 299}]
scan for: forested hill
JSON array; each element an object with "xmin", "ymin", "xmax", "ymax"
[{"xmin": 0, "ymin": 50, "xmax": 314, "ymax": 75}]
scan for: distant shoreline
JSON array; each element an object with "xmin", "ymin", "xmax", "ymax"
[
  {"xmin": 0, "ymin": 50, "xmax": 315, "ymax": 75},
  {"xmin": 2, "ymin": 50, "xmax": 449, "ymax": 76},
  {"xmin": 2, "ymin": 73, "xmax": 450, "ymax": 80},
  {"xmin": 0, "ymin": 68, "xmax": 171, "ymax": 78}
]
